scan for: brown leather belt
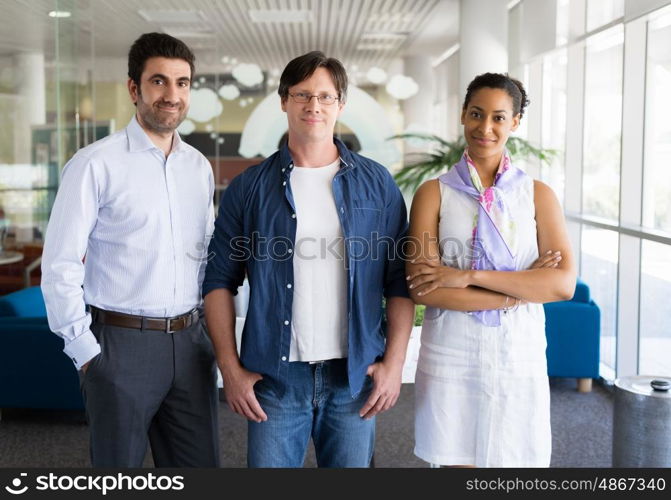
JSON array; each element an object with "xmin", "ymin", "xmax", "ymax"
[{"xmin": 90, "ymin": 306, "xmax": 199, "ymax": 333}]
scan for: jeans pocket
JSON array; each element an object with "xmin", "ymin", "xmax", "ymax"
[
  {"xmin": 365, "ymin": 373, "xmax": 374, "ymax": 388},
  {"xmin": 253, "ymin": 376, "xmax": 279, "ymax": 400}
]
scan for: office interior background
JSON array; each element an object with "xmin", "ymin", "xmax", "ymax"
[{"xmin": 0, "ymin": 0, "xmax": 669, "ymax": 396}]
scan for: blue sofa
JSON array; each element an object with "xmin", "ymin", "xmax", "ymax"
[
  {"xmin": 543, "ymin": 279, "xmax": 600, "ymax": 392},
  {"xmin": 0, "ymin": 286, "xmax": 84, "ymax": 411}
]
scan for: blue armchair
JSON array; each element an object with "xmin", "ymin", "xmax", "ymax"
[
  {"xmin": 0, "ymin": 287, "xmax": 84, "ymax": 412},
  {"xmin": 543, "ymin": 279, "xmax": 600, "ymax": 392}
]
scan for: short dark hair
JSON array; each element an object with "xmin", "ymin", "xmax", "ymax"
[
  {"xmin": 463, "ymin": 72, "xmax": 530, "ymax": 118},
  {"xmin": 128, "ymin": 32, "xmax": 196, "ymax": 85},
  {"xmin": 278, "ymin": 51, "xmax": 348, "ymax": 103}
]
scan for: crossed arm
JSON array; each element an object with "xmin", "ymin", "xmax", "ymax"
[{"xmin": 406, "ymin": 179, "xmax": 577, "ymax": 309}]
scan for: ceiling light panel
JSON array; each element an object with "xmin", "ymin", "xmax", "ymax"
[
  {"xmin": 138, "ymin": 9, "xmax": 206, "ymax": 24},
  {"xmin": 249, "ymin": 9, "xmax": 312, "ymax": 23}
]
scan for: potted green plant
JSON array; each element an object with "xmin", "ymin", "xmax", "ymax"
[
  {"xmin": 414, "ymin": 304, "xmax": 425, "ymax": 327},
  {"xmin": 398, "ymin": 304, "xmax": 426, "ymax": 384},
  {"xmin": 389, "ymin": 133, "xmax": 558, "ymax": 193}
]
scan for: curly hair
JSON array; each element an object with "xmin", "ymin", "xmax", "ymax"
[{"xmin": 463, "ymin": 72, "xmax": 530, "ymax": 118}]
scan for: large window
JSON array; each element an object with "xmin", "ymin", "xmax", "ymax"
[
  {"xmin": 0, "ymin": 164, "xmax": 54, "ymax": 246},
  {"xmin": 556, "ymin": 0, "xmax": 570, "ymax": 46},
  {"xmin": 639, "ymin": 7, "xmax": 671, "ymax": 378},
  {"xmin": 586, "ymin": 0, "xmax": 624, "ymax": 32},
  {"xmin": 517, "ymin": 0, "xmax": 671, "ymax": 382},
  {"xmin": 580, "ymin": 227, "xmax": 619, "ymax": 373},
  {"xmin": 643, "ymin": 11, "xmax": 671, "ymax": 233},
  {"xmin": 541, "ymin": 50, "xmax": 567, "ymax": 204},
  {"xmin": 639, "ymin": 240, "xmax": 671, "ymax": 376},
  {"xmin": 582, "ymin": 26, "xmax": 623, "ymax": 222}
]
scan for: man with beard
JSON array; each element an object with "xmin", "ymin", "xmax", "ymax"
[{"xmin": 41, "ymin": 33, "xmax": 218, "ymax": 467}]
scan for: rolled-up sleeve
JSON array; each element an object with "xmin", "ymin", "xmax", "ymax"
[
  {"xmin": 197, "ymin": 163, "xmax": 216, "ymax": 291},
  {"xmin": 382, "ymin": 172, "xmax": 410, "ymax": 299},
  {"xmin": 202, "ymin": 173, "xmax": 248, "ymax": 297}
]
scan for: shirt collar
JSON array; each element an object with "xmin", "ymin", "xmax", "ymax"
[
  {"xmin": 334, "ymin": 137, "xmax": 355, "ymax": 168},
  {"xmin": 279, "ymin": 140, "xmax": 293, "ymax": 168},
  {"xmin": 171, "ymin": 128, "xmax": 188, "ymax": 153},
  {"xmin": 278, "ymin": 136, "xmax": 356, "ymax": 170},
  {"xmin": 126, "ymin": 115, "xmax": 187, "ymax": 154}
]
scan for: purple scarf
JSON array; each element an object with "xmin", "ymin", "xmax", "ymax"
[{"xmin": 438, "ymin": 150, "xmax": 527, "ymax": 326}]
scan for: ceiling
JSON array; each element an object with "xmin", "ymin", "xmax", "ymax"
[{"xmin": 1, "ymin": 0, "xmax": 459, "ymax": 75}]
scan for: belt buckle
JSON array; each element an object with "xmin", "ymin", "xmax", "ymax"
[{"xmin": 165, "ymin": 317, "xmax": 176, "ymax": 334}]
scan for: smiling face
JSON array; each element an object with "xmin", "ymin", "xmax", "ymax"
[
  {"xmin": 461, "ymin": 87, "xmax": 520, "ymax": 164},
  {"xmin": 281, "ymin": 67, "xmax": 344, "ymax": 147},
  {"xmin": 128, "ymin": 56, "xmax": 191, "ymax": 135}
]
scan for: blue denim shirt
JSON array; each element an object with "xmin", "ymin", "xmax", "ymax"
[{"xmin": 203, "ymin": 139, "xmax": 409, "ymax": 397}]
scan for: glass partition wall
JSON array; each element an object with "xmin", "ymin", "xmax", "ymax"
[
  {"xmin": 0, "ymin": 0, "xmax": 97, "ymax": 292},
  {"xmin": 0, "ymin": 1, "xmax": 425, "ymax": 294}
]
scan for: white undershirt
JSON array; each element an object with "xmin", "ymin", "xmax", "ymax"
[{"xmin": 289, "ymin": 158, "xmax": 348, "ymax": 362}]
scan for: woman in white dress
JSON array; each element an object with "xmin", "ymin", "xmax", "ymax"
[{"xmin": 406, "ymin": 73, "xmax": 577, "ymax": 467}]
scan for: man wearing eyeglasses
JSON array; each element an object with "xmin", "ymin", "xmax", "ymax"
[{"xmin": 203, "ymin": 51, "xmax": 414, "ymax": 467}]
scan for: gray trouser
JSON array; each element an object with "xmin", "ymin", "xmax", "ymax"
[{"xmin": 80, "ymin": 318, "xmax": 219, "ymax": 467}]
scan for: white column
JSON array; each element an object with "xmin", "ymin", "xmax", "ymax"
[
  {"xmin": 459, "ymin": 0, "xmax": 508, "ymax": 103},
  {"xmin": 401, "ymin": 55, "xmax": 435, "ymax": 137},
  {"xmin": 13, "ymin": 52, "xmax": 46, "ymax": 126},
  {"xmin": 11, "ymin": 53, "xmax": 45, "ymax": 165}
]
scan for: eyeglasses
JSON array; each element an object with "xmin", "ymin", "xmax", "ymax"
[{"xmin": 288, "ymin": 92, "xmax": 339, "ymax": 105}]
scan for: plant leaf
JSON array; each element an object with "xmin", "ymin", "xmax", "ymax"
[{"xmin": 388, "ymin": 133, "xmax": 558, "ymax": 193}]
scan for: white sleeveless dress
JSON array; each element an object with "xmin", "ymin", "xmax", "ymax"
[{"xmin": 413, "ymin": 177, "xmax": 551, "ymax": 467}]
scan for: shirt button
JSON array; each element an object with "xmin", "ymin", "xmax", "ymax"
[
  {"xmin": 284, "ymin": 320, "xmax": 289, "ymax": 325},
  {"xmin": 340, "ymin": 207, "xmax": 344, "ymax": 213},
  {"xmin": 287, "ymin": 283, "xmax": 292, "ymax": 288},
  {"xmin": 281, "ymin": 356, "xmax": 287, "ymax": 361},
  {"xmin": 291, "ymin": 213, "xmax": 296, "ymax": 219},
  {"xmin": 282, "ymin": 168, "xmax": 285, "ymax": 172},
  {"xmin": 282, "ymin": 181, "xmax": 286, "ymax": 186},
  {"xmin": 287, "ymin": 249, "xmax": 293, "ymax": 254}
]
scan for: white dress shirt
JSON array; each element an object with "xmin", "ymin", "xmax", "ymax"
[
  {"xmin": 289, "ymin": 159, "xmax": 348, "ymax": 362},
  {"xmin": 41, "ymin": 116, "xmax": 214, "ymax": 369}
]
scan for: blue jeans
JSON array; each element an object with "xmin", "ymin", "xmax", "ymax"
[{"xmin": 247, "ymin": 358, "xmax": 375, "ymax": 468}]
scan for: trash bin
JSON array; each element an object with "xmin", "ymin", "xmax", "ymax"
[{"xmin": 612, "ymin": 376, "xmax": 671, "ymax": 467}]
